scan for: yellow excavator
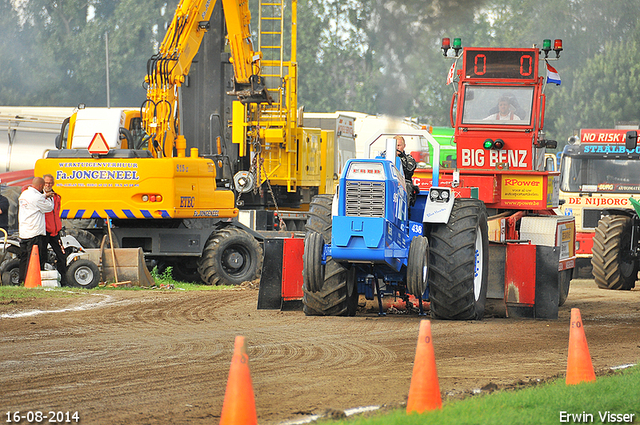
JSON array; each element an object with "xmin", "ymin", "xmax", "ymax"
[{"xmin": 34, "ymin": 0, "xmax": 343, "ymax": 286}]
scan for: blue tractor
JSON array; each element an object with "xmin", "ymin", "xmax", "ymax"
[{"xmin": 302, "ymin": 130, "xmax": 490, "ymax": 320}]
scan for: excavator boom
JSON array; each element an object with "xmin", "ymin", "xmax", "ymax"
[{"xmin": 144, "ymin": 0, "xmax": 271, "ymax": 159}]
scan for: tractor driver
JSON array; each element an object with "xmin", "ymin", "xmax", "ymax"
[
  {"xmin": 393, "ymin": 135, "xmax": 419, "ymax": 206},
  {"xmin": 484, "ymin": 95, "xmax": 521, "ymax": 121}
]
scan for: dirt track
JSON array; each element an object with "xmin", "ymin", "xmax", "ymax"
[{"xmin": 1, "ymin": 279, "xmax": 639, "ymax": 424}]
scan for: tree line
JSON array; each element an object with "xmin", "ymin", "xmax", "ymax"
[{"xmin": 0, "ymin": 0, "xmax": 638, "ymax": 146}]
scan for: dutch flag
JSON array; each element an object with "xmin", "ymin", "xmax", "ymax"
[{"xmin": 546, "ymin": 62, "xmax": 561, "ymax": 86}]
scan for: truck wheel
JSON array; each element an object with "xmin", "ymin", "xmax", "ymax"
[
  {"xmin": 429, "ymin": 198, "xmax": 489, "ymax": 320},
  {"xmin": 303, "ymin": 231, "xmax": 325, "ymax": 292},
  {"xmin": 592, "ymin": 215, "xmax": 638, "ymax": 290},
  {"xmin": 1, "ymin": 259, "xmax": 20, "ymax": 286},
  {"xmin": 197, "ymin": 227, "xmax": 263, "ymax": 286},
  {"xmin": 66, "ymin": 259, "xmax": 101, "ymax": 289},
  {"xmin": 558, "ymin": 269, "xmax": 571, "ymax": 306},
  {"xmin": 407, "ymin": 236, "xmax": 429, "ymax": 297},
  {"xmin": 303, "ymin": 261, "xmax": 355, "ymax": 316},
  {"xmin": 170, "ymin": 261, "xmax": 201, "ymax": 283}
]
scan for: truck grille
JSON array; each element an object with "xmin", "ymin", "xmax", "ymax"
[
  {"xmin": 345, "ymin": 181, "xmax": 385, "ymax": 217},
  {"xmin": 582, "ymin": 209, "xmax": 603, "ymax": 229}
]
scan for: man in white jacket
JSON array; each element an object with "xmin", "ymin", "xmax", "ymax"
[{"xmin": 18, "ymin": 177, "xmax": 54, "ymax": 284}]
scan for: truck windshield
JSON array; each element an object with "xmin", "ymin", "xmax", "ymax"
[
  {"xmin": 461, "ymin": 86, "xmax": 534, "ymax": 126},
  {"xmin": 560, "ymin": 156, "xmax": 640, "ymax": 193}
]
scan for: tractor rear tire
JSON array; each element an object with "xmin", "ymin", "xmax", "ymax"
[
  {"xmin": 407, "ymin": 236, "xmax": 429, "ymax": 297},
  {"xmin": 197, "ymin": 226, "xmax": 263, "ymax": 286},
  {"xmin": 302, "ymin": 194, "xmax": 355, "ymax": 316},
  {"xmin": 303, "ymin": 261, "xmax": 356, "ymax": 316},
  {"xmin": 592, "ymin": 215, "xmax": 638, "ymax": 290},
  {"xmin": 429, "ymin": 198, "xmax": 489, "ymax": 320},
  {"xmin": 305, "ymin": 194, "xmax": 334, "ymax": 241}
]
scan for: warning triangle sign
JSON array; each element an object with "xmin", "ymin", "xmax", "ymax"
[{"xmin": 88, "ymin": 133, "xmax": 110, "ymax": 155}]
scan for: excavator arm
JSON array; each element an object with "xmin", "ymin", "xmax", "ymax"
[
  {"xmin": 143, "ymin": 0, "xmax": 271, "ymax": 159},
  {"xmin": 223, "ymin": 0, "xmax": 273, "ymax": 104}
]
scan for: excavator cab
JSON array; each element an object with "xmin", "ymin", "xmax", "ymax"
[{"xmin": 56, "ymin": 106, "xmax": 145, "ymax": 151}]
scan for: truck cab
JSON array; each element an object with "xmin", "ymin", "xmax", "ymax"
[
  {"xmin": 559, "ymin": 127, "xmax": 640, "ymax": 280},
  {"xmin": 56, "ymin": 107, "xmax": 144, "ymax": 151}
]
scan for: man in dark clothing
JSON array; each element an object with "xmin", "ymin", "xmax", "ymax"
[
  {"xmin": 0, "ymin": 191, "xmax": 9, "ymax": 233},
  {"xmin": 394, "ymin": 135, "xmax": 417, "ymax": 180},
  {"xmin": 43, "ymin": 174, "xmax": 67, "ymax": 284},
  {"xmin": 393, "ymin": 135, "xmax": 419, "ymax": 206}
]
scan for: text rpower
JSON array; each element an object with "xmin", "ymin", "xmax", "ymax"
[{"xmin": 461, "ymin": 149, "xmax": 528, "ymax": 168}]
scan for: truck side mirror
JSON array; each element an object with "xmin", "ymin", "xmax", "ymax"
[
  {"xmin": 625, "ymin": 131, "xmax": 638, "ymax": 150},
  {"xmin": 545, "ymin": 156, "xmax": 555, "ymax": 171}
]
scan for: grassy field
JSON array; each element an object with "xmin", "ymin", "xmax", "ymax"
[
  {"xmin": 0, "ymin": 285, "xmax": 82, "ymax": 300},
  {"xmin": 323, "ymin": 365, "xmax": 639, "ymax": 425},
  {"xmin": 0, "ymin": 266, "xmax": 231, "ymax": 300}
]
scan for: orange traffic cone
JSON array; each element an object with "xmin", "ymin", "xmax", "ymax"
[
  {"xmin": 407, "ymin": 320, "xmax": 442, "ymax": 413},
  {"xmin": 219, "ymin": 336, "xmax": 257, "ymax": 425},
  {"xmin": 566, "ymin": 308, "xmax": 596, "ymax": 385},
  {"xmin": 24, "ymin": 245, "xmax": 42, "ymax": 288}
]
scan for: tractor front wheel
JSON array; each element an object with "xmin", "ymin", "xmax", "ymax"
[
  {"xmin": 302, "ymin": 231, "xmax": 325, "ymax": 292},
  {"xmin": 407, "ymin": 236, "xmax": 429, "ymax": 298},
  {"xmin": 302, "ymin": 195, "xmax": 355, "ymax": 316}
]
